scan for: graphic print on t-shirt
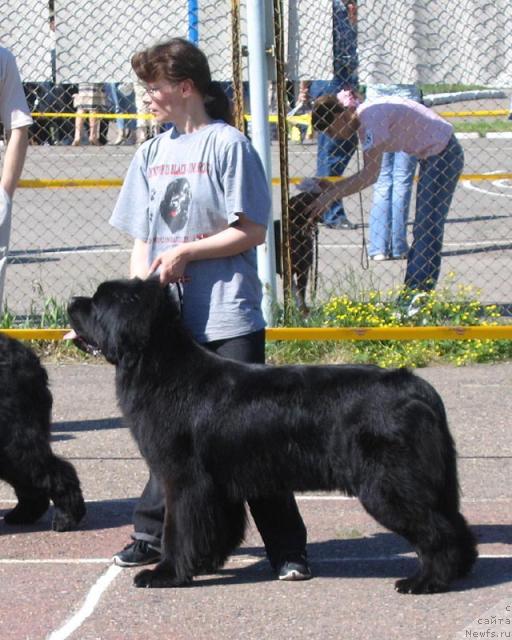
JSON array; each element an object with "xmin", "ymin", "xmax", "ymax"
[{"xmin": 159, "ymin": 178, "xmax": 191, "ymax": 233}]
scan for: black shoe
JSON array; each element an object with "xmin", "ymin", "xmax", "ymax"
[
  {"xmin": 277, "ymin": 554, "xmax": 312, "ymax": 581},
  {"xmin": 112, "ymin": 540, "xmax": 161, "ymax": 567}
]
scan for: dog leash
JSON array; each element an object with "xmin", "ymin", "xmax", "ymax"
[{"xmin": 355, "ymin": 144, "xmax": 369, "ymax": 270}]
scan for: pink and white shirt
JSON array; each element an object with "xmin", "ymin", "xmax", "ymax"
[{"xmin": 356, "ymin": 96, "xmax": 453, "ymax": 159}]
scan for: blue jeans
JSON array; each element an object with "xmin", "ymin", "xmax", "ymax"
[
  {"xmin": 105, "ymin": 82, "xmax": 136, "ymax": 131},
  {"xmin": 405, "ymin": 135, "xmax": 464, "ymax": 290},
  {"xmin": 368, "ymin": 151, "xmax": 417, "ymax": 257},
  {"xmin": 366, "ymin": 84, "xmax": 421, "ymax": 257},
  {"xmin": 310, "ymin": 79, "xmax": 358, "ymax": 224}
]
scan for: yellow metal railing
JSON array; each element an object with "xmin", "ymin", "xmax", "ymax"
[{"xmin": 3, "ymin": 326, "xmax": 512, "ymax": 341}]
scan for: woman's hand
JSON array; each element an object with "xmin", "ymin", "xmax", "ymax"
[
  {"xmin": 148, "ymin": 246, "xmax": 192, "ymax": 286},
  {"xmin": 306, "ymin": 184, "xmax": 338, "ymax": 227}
]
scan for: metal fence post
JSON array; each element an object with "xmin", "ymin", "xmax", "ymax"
[{"xmin": 246, "ymin": 0, "xmax": 277, "ymax": 325}]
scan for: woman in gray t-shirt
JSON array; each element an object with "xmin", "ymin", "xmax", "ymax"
[{"xmin": 110, "ymin": 37, "xmax": 310, "ymax": 582}]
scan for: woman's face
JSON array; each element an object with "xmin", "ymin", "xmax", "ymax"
[{"xmin": 142, "ymin": 80, "xmax": 187, "ymax": 124}]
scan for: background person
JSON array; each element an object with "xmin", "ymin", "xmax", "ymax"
[
  {"xmin": 310, "ymin": 91, "xmax": 464, "ymax": 293},
  {"xmin": 297, "ymin": 0, "xmax": 359, "ymax": 229},
  {"xmin": 72, "ymin": 82, "xmax": 107, "ymax": 145},
  {"xmin": 105, "ymin": 81, "xmax": 136, "ymax": 145},
  {"xmin": 109, "ymin": 37, "xmax": 311, "ymax": 581},
  {"xmin": 0, "ymin": 46, "xmax": 33, "ymax": 311},
  {"xmin": 365, "ymin": 83, "xmax": 421, "ymax": 261}
]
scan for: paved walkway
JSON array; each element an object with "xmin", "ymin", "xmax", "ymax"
[{"xmin": 0, "ymin": 361, "xmax": 511, "ymax": 639}]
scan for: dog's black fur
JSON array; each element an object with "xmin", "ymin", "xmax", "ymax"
[
  {"xmin": 68, "ymin": 278, "xmax": 477, "ymax": 592},
  {"xmin": 0, "ymin": 335, "xmax": 85, "ymax": 531}
]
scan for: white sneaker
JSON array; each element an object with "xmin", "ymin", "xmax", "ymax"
[{"xmin": 370, "ymin": 253, "xmax": 388, "ymax": 261}]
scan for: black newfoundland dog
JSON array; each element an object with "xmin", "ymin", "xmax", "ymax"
[
  {"xmin": 0, "ymin": 334, "xmax": 85, "ymax": 531},
  {"xmin": 68, "ymin": 278, "xmax": 477, "ymax": 592}
]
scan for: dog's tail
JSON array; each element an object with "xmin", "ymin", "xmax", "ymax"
[{"xmin": 48, "ymin": 455, "xmax": 86, "ymax": 531}]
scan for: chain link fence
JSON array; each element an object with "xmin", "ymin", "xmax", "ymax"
[{"xmin": 2, "ymin": 1, "xmax": 512, "ymax": 324}]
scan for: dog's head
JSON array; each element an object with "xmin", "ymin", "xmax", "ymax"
[{"xmin": 67, "ymin": 277, "xmax": 180, "ymax": 365}]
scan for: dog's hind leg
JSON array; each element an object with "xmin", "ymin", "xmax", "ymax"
[
  {"xmin": 393, "ymin": 509, "xmax": 477, "ymax": 595},
  {"xmin": 2, "ymin": 454, "xmax": 51, "ymax": 525},
  {"xmin": 48, "ymin": 455, "xmax": 86, "ymax": 531},
  {"xmin": 360, "ymin": 492, "xmax": 477, "ymax": 594},
  {"xmin": 4, "ymin": 485, "xmax": 50, "ymax": 525}
]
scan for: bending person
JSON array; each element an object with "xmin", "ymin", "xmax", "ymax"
[{"xmin": 310, "ymin": 90, "xmax": 464, "ymax": 291}]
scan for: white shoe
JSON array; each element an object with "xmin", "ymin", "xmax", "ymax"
[
  {"xmin": 370, "ymin": 253, "xmax": 388, "ymax": 261},
  {"xmin": 113, "ymin": 132, "xmax": 124, "ymax": 145}
]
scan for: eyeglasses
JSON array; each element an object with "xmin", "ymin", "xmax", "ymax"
[
  {"xmin": 141, "ymin": 81, "xmax": 182, "ymax": 96},
  {"xmin": 143, "ymin": 85, "xmax": 162, "ymax": 96}
]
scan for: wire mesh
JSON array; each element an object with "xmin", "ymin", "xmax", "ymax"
[
  {"xmin": 279, "ymin": 0, "xmax": 512, "ymax": 318},
  {"xmin": 0, "ymin": 0, "xmax": 511, "ymax": 325}
]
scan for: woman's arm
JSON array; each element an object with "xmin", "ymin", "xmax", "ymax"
[
  {"xmin": 0, "ymin": 127, "xmax": 29, "ymax": 198},
  {"xmin": 149, "ymin": 214, "xmax": 266, "ymax": 285},
  {"xmin": 309, "ymin": 147, "xmax": 383, "ymax": 222},
  {"xmin": 130, "ymin": 238, "xmax": 150, "ymax": 278}
]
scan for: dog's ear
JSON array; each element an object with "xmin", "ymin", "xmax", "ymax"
[
  {"xmin": 142, "ymin": 275, "xmax": 182, "ymax": 320},
  {"xmin": 94, "ymin": 278, "xmax": 181, "ymax": 364}
]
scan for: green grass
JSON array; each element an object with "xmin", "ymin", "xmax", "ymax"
[
  {"xmin": 2, "ymin": 278, "xmax": 512, "ymax": 367},
  {"xmin": 267, "ymin": 277, "xmax": 512, "ymax": 368},
  {"xmin": 419, "ymin": 84, "xmax": 491, "ymax": 94},
  {"xmin": 453, "ymin": 118, "xmax": 512, "ymax": 135},
  {"xmin": 0, "ymin": 296, "xmax": 91, "ymax": 362}
]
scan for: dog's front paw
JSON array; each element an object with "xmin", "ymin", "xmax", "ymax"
[
  {"xmin": 134, "ymin": 568, "xmax": 191, "ymax": 588},
  {"xmin": 52, "ymin": 506, "xmax": 85, "ymax": 532},
  {"xmin": 395, "ymin": 576, "xmax": 448, "ymax": 594}
]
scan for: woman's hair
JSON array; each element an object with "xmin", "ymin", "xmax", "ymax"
[
  {"xmin": 311, "ymin": 94, "xmax": 344, "ymax": 131},
  {"xmin": 131, "ymin": 37, "xmax": 233, "ymax": 125}
]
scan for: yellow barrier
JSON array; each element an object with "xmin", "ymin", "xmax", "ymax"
[
  {"xmin": 266, "ymin": 326, "xmax": 512, "ymax": 341},
  {"xmin": 32, "ymin": 112, "xmax": 152, "ymax": 120},
  {"xmin": 18, "ymin": 172, "xmax": 512, "ymax": 189},
  {"xmin": 32, "ymin": 109, "xmax": 510, "ymax": 122},
  {"xmin": 2, "ymin": 326, "xmax": 511, "ymax": 342}
]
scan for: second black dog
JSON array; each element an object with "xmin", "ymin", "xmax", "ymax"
[
  {"xmin": 0, "ymin": 334, "xmax": 85, "ymax": 531},
  {"xmin": 68, "ymin": 278, "xmax": 477, "ymax": 592}
]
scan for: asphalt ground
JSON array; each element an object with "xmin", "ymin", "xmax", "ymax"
[{"xmin": 0, "ymin": 360, "xmax": 511, "ymax": 640}]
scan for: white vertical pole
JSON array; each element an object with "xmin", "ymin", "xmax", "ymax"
[{"xmin": 246, "ymin": 0, "xmax": 277, "ymax": 325}]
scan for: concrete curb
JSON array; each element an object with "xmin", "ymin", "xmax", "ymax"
[{"xmin": 423, "ymin": 89, "xmax": 508, "ymax": 106}]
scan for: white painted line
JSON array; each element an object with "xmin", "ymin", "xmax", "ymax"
[
  {"xmin": 11, "ymin": 248, "xmax": 131, "ymax": 258},
  {"xmin": 0, "ymin": 558, "xmax": 110, "ymax": 564},
  {"xmin": 47, "ymin": 564, "xmax": 122, "ymax": 640},
  {"xmin": 296, "ymin": 495, "xmax": 354, "ymax": 500},
  {"xmin": 229, "ymin": 553, "xmax": 512, "ymax": 565},
  {"xmin": 320, "ymin": 239, "xmax": 512, "ymax": 249},
  {"xmin": 0, "ymin": 553, "xmax": 509, "ymax": 569},
  {"xmin": 486, "ymin": 132, "xmax": 512, "ymax": 139},
  {"xmin": 456, "ymin": 133, "xmax": 480, "ymax": 139}
]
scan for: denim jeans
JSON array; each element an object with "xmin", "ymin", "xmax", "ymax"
[
  {"xmin": 405, "ymin": 135, "xmax": 464, "ymax": 290},
  {"xmin": 366, "ymin": 84, "xmax": 421, "ymax": 257},
  {"xmin": 310, "ymin": 79, "xmax": 358, "ymax": 224},
  {"xmin": 105, "ymin": 82, "xmax": 136, "ymax": 132},
  {"xmin": 368, "ymin": 150, "xmax": 417, "ymax": 257}
]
